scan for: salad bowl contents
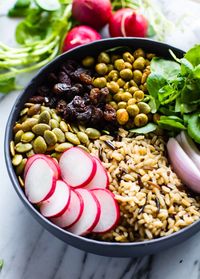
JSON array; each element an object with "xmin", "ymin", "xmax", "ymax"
[{"xmin": 5, "ymin": 38, "xmax": 200, "ymax": 257}]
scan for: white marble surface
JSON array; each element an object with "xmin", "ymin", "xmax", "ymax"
[{"xmin": 1, "ymin": 1, "xmax": 200, "ymax": 278}]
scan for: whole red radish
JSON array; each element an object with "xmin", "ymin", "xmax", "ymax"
[
  {"xmin": 109, "ymin": 8, "xmax": 148, "ymax": 38},
  {"xmin": 62, "ymin": 25, "xmax": 101, "ymax": 52},
  {"xmin": 72, "ymin": 0, "xmax": 112, "ymax": 30}
]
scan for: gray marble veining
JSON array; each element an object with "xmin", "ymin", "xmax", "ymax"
[{"xmin": 1, "ymin": 1, "xmax": 200, "ymax": 278}]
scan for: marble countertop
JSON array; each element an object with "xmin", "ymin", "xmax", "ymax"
[{"xmin": 1, "ymin": 1, "xmax": 200, "ymax": 278}]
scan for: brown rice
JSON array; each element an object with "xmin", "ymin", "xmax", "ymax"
[{"xmin": 88, "ymin": 129, "xmax": 200, "ymax": 242}]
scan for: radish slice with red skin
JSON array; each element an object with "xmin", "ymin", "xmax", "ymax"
[
  {"xmin": 91, "ymin": 189, "xmax": 120, "ymax": 233},
  {"xmin": 68, "ymin": 188, "xmax": 101, "ymax": 235},
  {"xmin": 59, "ymin": 147, "xmax": 97, "ymax": 188},
  {"xmin": 25, "ymin": 158, "xmax": 56, "ymax": 204},
  {"xmin": 85, "ymin": 157, "xmax": 109, "ymax": 190},
  {"xmin": 24, "ymin": 154, "xmax": 60, "ymax": 179},
  {"xmin": 51, "ymin": 189, "xmax": 84, "ymax": 228},
  {"xmin": 40, "ymin": 180, "xmax": 71, "ymax": 218}
]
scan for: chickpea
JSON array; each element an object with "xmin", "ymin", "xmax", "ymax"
[
  {"xmin": 127, "ymin": 98, "xmax": 137, "ymax": 105},
  {"xmin": 108, "ymin": 70, "xmax": 119, "ymax": 81},
  {"xmin": 114, "ymin": 59, "xmax": 126, "ymax": 71},
  {"xmin": 133, "ymin": 57, "xmax": 146, "ymax": 70},
  {"xmin": 146, "ymin": 53, "xmax": 155, "ymax": 60},
  {"xmin": 109, "ymin": 101, "xmax": 118, "ymax": 110},
  {"xmin": 137, "ymin": 102, "xmax": 151, "ymax": 114},
  {"xmin": 123, "ymin": 82, "xmax": 130, "ymax": 90},
  {"xmin": 111, "ymin": 54, "xmax": 121, "ymax": 63},
  {"xmin": 82, "ymin": 56, "xmax": 95, "ymax": 68},
  {"xmin": 117, "ymin": 78, "xmax": 126, "ymax": 88},
  {"xmin": 113, "ymin": 93, "xmax": 122, "ymax": 102},
  {"xmin": 133, "ymin": 70, "xmax": 142, "ymax": 84},
  {"xmin": 124, "ymin": 62, "xmax": 132, "ymax": 69},
  {"xmin": 118, "ymin": 101, "xmax": 127, "ymax": 109},
  {"xmin": 123, "ymin": 52, "xmax": 134, "ymax": 63},
  {"xmin": 153, "ymin": 113, "xmax": 161, "ymax": 123},
  {"xmin": 121, "ymin": 92, "xmax": 132, "ymax": 101},
  {"xmin": 116, "ymin": 109, "xmax": 129, "ymax": 125},
  {"xmin": 127, "ymin": 104, "xmax": 140, "ymax": 117},
  {"xmin": 120, "ymin": 69, "xmax": 133, "ymax": 81},
  {"xmin": 134, "ymin": 113, "xmax": 148, "ymax": 127},
  {"xmin": 129, "ymin": 79, "xmax": 138, "ymax": 87},
  {"xmin": 93, "ymin": 77, "xmax": 107, "ymax": 88},
  {"xmin": 133, "ymin": 48, "xmax": 145, "ymax": 58},
  {"xmin": 107, "ymin": 81, "xmax": 120, "ymax": 94},
  {"xmin": 129, "ymin": 86, "xmax": 139, "ymax": 94},
  {"xmin": 107, "ymin": 64, "xmax": 114, "ymax": 72},
  {"xmin": 95, "ymin": 63, "xmax": 108, "ymax": 75},
  {"xmin": 98, "ymin": 52, "xmax": 110, "ymax": 64},
  {"xmin": 133, "ymin": 90, "xmax": 144, "ymax": 102}
]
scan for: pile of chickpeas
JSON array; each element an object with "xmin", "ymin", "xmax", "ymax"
[{"xmin": 82, "ymin": 48, "xmax": 155, "ymax": 128}]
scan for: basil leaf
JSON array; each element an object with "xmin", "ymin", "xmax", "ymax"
[{"xmin": 129, "ymin": 123, "xmax": 158, "ymax": 134}]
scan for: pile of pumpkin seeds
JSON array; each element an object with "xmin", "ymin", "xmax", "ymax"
[{"xmin": 10, "ymin": 102, "xmax": 102, "ymax": 186}]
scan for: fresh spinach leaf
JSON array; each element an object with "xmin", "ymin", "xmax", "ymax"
[
  {"xmin": 188, "ymin": 113, "xmax": 200, "ymax": 143},
  {"xmin": 129, "ymin": 123, "xmax": 158, "ymax": 134}
]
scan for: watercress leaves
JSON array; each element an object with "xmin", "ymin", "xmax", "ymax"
[{"xmin": 129, "ymin": 123, "xmax": 158, "ymax": 134}]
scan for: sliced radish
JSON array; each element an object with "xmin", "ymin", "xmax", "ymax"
[
  {"xmin": 24, "ymin": 154, "xmax": 60, "ymax": 179},
  {"xmin": 25, "ymin": 158, "xmax": 56, "ymax": 204},
  {"xmin": 91, "ymin": 189, "xmax": 120, "ymax": 233},
  {"xmin": 59, "ymin": 147, "xmax": 97, "ymax": 188},
  {"xmin": 68, "ymin": 188, "xmax": 101, "ymax": 235},
  {"xmin": 51, "ymin": 189, "xmax": 84, "ymax": 228},
  {"xmin": 85, "ymin": 156, "xmax": 109, "ymax": 190},
  {"xmin": 40, "ymin": 180, "xmax": 71, "ymax": 218}
]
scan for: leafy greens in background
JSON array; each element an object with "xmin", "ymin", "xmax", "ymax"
[{"xmin": 147, "ymin": 44, "xmax": 200, "ymax": 143}]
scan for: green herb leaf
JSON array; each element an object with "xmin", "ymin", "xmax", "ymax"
[
  {"xmin": 129, "ymin": 123, "xmax": 158, "ymax": 134},
  {"xmin": 188, "ymin": 113, "xmax": 200, "ymax": 143},
  {"xmin": 147, "ymin": 73, "xmax": 166, "ymax": 110},
  {"xmin": 34, "ymin": 0, "xmax": 61, "ymax": 11},
  {"xmin": 8, "ymin": 0, "xmax": 31, "ymax": 17},
  {"xmin": 150, "ymin": 57, "xmax": 180, "ymax": 80},
  {"xmin": 158, "ymin": 115, "xmax": 186, "ymax": 131},
  {"xmin": 184, "ymin": 45, "xmax": 200, "ymax": 67},
  {"xmin": 0, "ymin": 77, "xmax": 16, "ymax": 94}
]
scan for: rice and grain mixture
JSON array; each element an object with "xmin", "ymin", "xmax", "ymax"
[{"xmin": 88, "ymin": 129, "xmax": 200, "ymax": 242}]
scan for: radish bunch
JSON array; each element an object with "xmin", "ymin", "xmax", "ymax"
[{"xmin": 24, "ymin": 147, "xmax": 120, "ymax": 235}]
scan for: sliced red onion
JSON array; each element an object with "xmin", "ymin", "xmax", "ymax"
[{"xmin": 167, "ymin": 137, "xmax": 200, "ymax": 193}]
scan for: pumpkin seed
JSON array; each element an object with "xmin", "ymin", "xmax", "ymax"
[
  {"xmin": 51, "ymin": 111, "xmax": 61, "ymax": 123},
  {"xmin": 13, "ymin": 123, "xmax": 22, "ymax": 134},
  {"xmin": 15, "ymin": 142, "xmax": 32, "ymax": 153},
  {"xmin": 85, "ymin": 128, "xmax": 101, "ymax": 139},
  {"xmin": 28, "ymin": 104, "xmax": 41, "ymax": 116},
  {"xmin": 52, "ymin": 128, "xmax": 65, "ymax": 143},
  {"xmin": 14, "ymin": 130, "xmax": 24, "ymax": 143},
  {"xmin": 78, "ymin": 145, "xmax": 89, "ymax": 153},
  {"xmin": 44, "ymin": 130, "xmax": 57, "ymax": 146},
  {"xmin": 41, "ymin": 106, "xmax": 51, "ymax": 113},
  {"xmin": 39, "ymin": 110, "xmax": 51, "ymax": 124},
  {"xmin": 55, "ymin": 142, "xmax": 73, "ymax": 152},
  {"xmin": 78, "ymin": 124, "xmax": 86, "ymax": 132},
  {"xmin": 49, "ymin": 119, "xmax": 59, "ymax": 129},
  {"xmin": 26, "ymin": 149, "xmax": 35, "ymax": 157},
  {"xmin": 71, "ymin": 124, "xmax": 79, "ymax": 133},
  {"xmin": 20, "ymin": 115, "xmax": 28, "ymax": 123},
  {"xmin": 60, "ymin": 121, "xmax": 68, "ymax": 132},
  {"xmin": 65, "ymin": 132, "xmax": 80, "ymax": 145},
  {"xmin": 32, "ymin": 123, "xmax": 51, "ymax": 135},
  {"xmin": 16, "ymin": 158, "xmax": 27, "ymax": 175},
  {"xmin": 51, "ymin": 152, "xmax": 62, "ymax": 160},
  {"xmin": 22, "ymin": 118, "xmax": 38, "ymax": 132},
  {"xmin": 67, "ymin": 124, "xmax": 74, "ymax": 133},
  {"xmin": 33, "ymin": 136, "xmax": 47, "ymax": 154},
  {"xmin": 10, "ymin": 141, "xmax": 15, "ymax": 156},
  {"xmin": 18, "ymin": 176, "xmax": 24, "ymax": 187},
  {"xmin": 77, "ymin": 132, "xmax": 89, "ymax": 144},
  {"xmin": 20, "ymin": 107, "xmax": 28, "ymax": 116},
  {"xmin": 12, "ymin": 154, "xmax": 23, "ymax": 166},
  {"xmin": 21, "ymin": 132, "xmax": 35, "ymax": 143}
]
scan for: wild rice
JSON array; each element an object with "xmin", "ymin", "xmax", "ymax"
[{"xmin": 89, "ymin": 130, "xmax": 200, "ymax": 242}]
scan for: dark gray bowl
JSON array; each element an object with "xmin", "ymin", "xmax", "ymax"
[{"xmin": 4, "ymin": 38, "xmax": 200, "ymax": 257}]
